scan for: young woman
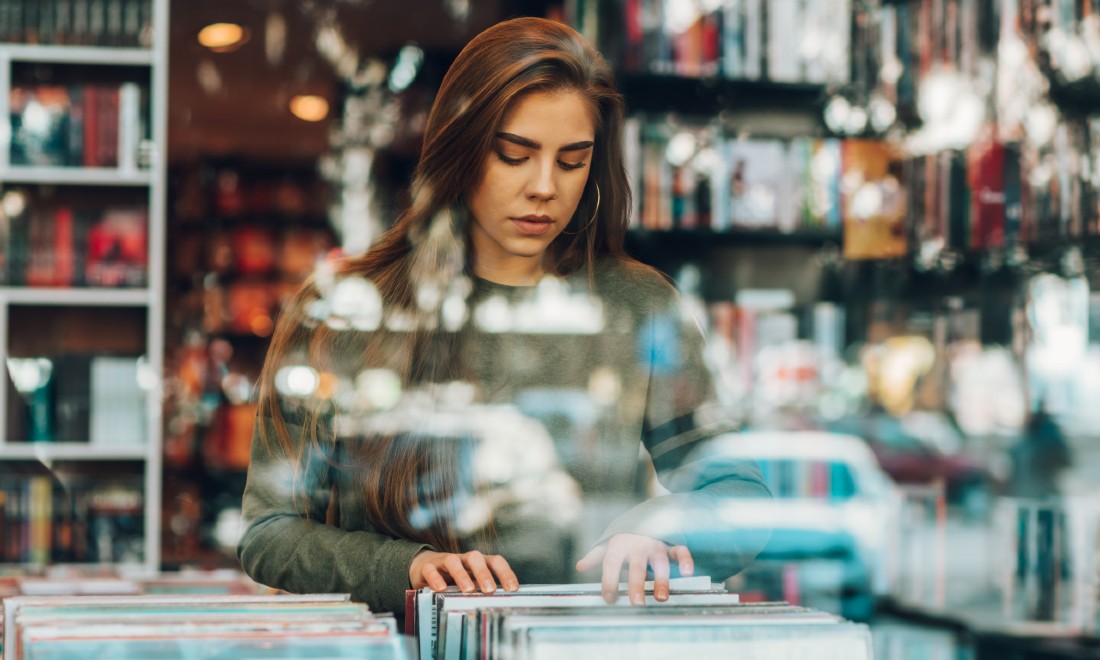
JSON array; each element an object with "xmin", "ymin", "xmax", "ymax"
[{"xmin": 238, "ymin": 16, "xmax": 770, "ymax": 618}]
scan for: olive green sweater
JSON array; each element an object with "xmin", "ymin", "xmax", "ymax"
[{"xmin": 238, "ymin": 257, "xmax": 770, "ymax": 615}]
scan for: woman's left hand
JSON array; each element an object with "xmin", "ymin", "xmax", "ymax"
[{"xmin": 575, "ymin": 533, "xmax": 694, "ymax": 605}]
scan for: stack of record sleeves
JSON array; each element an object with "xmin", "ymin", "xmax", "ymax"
[
  {"xmin": 2, "ymin": 592, "xmax": 411, "ymax": 659},
  {"xmin": 409, "ymin": 576, "xmax": 872, "ymax": 660}
]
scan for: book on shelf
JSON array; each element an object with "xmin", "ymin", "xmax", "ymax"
[
  {"xmin": 51, "ymin": 354, "xmax": 92, "ymax": 444},
  {"xmin": 840, "ymin": 140, "xmax": 907, "ymax": 261},
  {"xmin": 725, "ymin": 138, "xmax": 790, "ymax": 232},
  {"xmin": 5, "ymin": 357, "xmax": 54, "ymax": 442},
  {"xmin": 9, "ymin": 82, "xmax": 147, "ymax": 171},
  {"xmin": 966, "ymin": 128, "xmax": 1006, "ymax": 250},
  {"xmin": 88, "ymin": 355, "xmax": 145, "ymax": 447},
  {"xmin": 83, "ymin": 207, "xmax": 148, "ymax": 287}
]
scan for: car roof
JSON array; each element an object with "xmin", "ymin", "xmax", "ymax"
[{"xmin": 696, "ymin": 430, "xmax": 881, "ymax": 467}]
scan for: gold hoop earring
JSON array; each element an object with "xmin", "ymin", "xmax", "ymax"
[{"xmin": 561, "ymin": 183, "xmax": 600, "ymax": 236}]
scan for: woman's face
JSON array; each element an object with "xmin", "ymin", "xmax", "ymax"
[{"xmin": 466, "ymin": 89, "xmax": 595, "ymax": 280}]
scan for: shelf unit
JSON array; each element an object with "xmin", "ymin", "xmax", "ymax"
[
  {"xmin": 617, "ymin": 73, "xmax": 827, "ymax": 117},
  {"xmin": 0, "ymin": 0, "xmax": 168, "ymax": 573}
]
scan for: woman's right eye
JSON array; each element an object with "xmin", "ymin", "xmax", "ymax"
[{"xmin": 496, "ymin": 152, "xmax": 527, "ymax": 166}]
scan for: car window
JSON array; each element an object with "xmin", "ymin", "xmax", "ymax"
[
  {"xmin": 873, "ymin": 417, "xmax": 930, "ymax": 453},
  {"xmin": 900, "ymin": 412, "xmax": 963, "ymax": 454},
  {"xmin": 757, "ymin": 459, "xmax": 857, "ymax": 500}
]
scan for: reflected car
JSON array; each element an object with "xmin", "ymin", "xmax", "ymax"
[
  {"xmin": 827, "ymin": 412, "xmax": 1002, "ymax": 518},
  {"xmin": 685, "ymin": 431, "xmax": 901, "ymax": 622}
]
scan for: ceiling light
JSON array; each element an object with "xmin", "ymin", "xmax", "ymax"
[
  {"xmin": 198, "ymin": 23, "xmax": 248, "ymax": 51},
  {"xmin": 290, "ymin": 95, "xmax": 330, "ymax": 122}
]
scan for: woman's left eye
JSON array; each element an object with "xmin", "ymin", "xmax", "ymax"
[
  {"xmin": 558, "ymin": 160, "xmax": 586, "ymax": 171},
  {"xmin": 496, "ymin": 152, "xmax": 527, "ymax": 165}
]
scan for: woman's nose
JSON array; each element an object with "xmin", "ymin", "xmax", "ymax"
[{"xmin": 526, "ymin": 162, "xmax": 558, "ymax": 201}]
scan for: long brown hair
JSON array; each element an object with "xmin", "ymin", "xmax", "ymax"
[{"xmin": 257, "ymin": 17, "xmax": 635, "ymax": 552}]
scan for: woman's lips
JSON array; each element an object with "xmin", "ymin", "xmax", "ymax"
[{"xmin": 511, "ymin": 216, "xmax": 554, "ymax": 236}]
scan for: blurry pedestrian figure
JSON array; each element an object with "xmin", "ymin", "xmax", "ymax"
[
  {"xmin": 1009, "ymin": 405, "xmax": 1072, "ymax": 500},
  {"xmin": 1009, "ymin": 404, "xmax": 1073, "ymax": 621}
]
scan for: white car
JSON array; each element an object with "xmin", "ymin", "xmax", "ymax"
[{"xmin": 682, "ymin": 430, "xmax": 901, "ymax": 620}]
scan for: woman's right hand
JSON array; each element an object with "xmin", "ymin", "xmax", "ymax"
[{"xmin": 409, "ymin": 549, "xmax": 519, "ymax": 594}]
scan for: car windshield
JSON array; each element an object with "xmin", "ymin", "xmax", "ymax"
[
  {"xmin": 874, "ymin": 417, "xmax": 934, "ymax": 453},
  {"xmin": 756, "ymin": 459, "xmax": 858, "ymax": 500}
]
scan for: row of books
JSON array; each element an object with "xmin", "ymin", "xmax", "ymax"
[
  {"xmin": 573, "ymin": 0, "xmax": 851, "ymax": 83},
  {"xmin": 1, "ymin": 593, "xmax": 404, "ymax": 660},
  {"xmin": 174, "ymin": 166, "xmax": 332, "ymax": 222},
  {"xmin": 1039, "ymin": 0, "xmax": 1100, "ymax": 81},
  {"xmin": 197, "ymin": 279, "xmax": 294, "ymax": 338},
  {"xmin": 4, "ymin": 205, "xmax": 148, "ymax": 288},
  {"xmin": 626, "ymin": 120, "xmax": 906, "ymax": 253},
  {"xmin": 877, "ymin": 0, "xmax": 1093, "ymax": 140},
  {"xmin": 0, "ymin": 477, "xmax": 142, "ymax": 565},
  {"xmin": 409, "ymin": 577, "xmax": 871, "ymax": 659},
  {"xmin": 0, "ymin": 0, "xmax": 153, "ymax": 48},
  {"xmin": 909, "ymin": 117, "xmax": 1100, "ymax": 253},
  {"xmin": 875, "ymin": 0, "xmax": 1001, "ymax": 113},
  {"xmin": 10, "ymin": 83, "xmax": 148, "ymax": 170},
  {"xmin": 1030, "ymin": 114, "xmax": 1100, "ymax": 245},
  {"xmin": 6, "ymin": 354, "xmax": 145, "ymax": 445},
  {"xmin": 173, "ymin": 225, "xmax": 334, "ymax": 282},
  {"xmin": 629, "ymin": 119, "xmax": 1100, "ymax": 258}
]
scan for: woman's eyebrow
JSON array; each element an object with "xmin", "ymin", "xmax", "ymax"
[{"xmin": 496, "ymin": 132, "xmax": 594, "ymax": 152}]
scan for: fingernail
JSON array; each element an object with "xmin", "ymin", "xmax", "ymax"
[
  {"xmin": 603, "ymin": 591, "xmax": 617, "ymax": 604},
  {"xmin": 462, "ymin": 584, "xmax": 474, "ymax": 593},
  {"xmin": 630, "ymin": 593, "xmax": 644, "ymax": 606},
  {"xmin": 507, "ymin": 581, "xmax": 519, "ymax": 591},
  {"xmin": 482, "ymin": 581, "xmax": 495, "ymax": 592},
  {"xmin": 656, "ymin": 589, "xmax": 668, "ymax": 601}
]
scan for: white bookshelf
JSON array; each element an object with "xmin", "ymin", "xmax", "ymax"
[
  {"xmin": 0, "ymin": 166, "xmax": 155, "ymax": 186},
  {"xmin": 4, "ymin": 44, "xmax": 156, "ymax": 66},
  {"xmin": 0, "ymin": 443, "xmax": 148, "ymax": 461},
  {"xmin": 0, "ymin": 287, "xmax": 152, "ymax": 306},
  {"xmin": 0, "ymin": 0, "xmax": 168, "ymax": 573}
]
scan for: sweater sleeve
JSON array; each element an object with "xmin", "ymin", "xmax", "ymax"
[
  {"xmin": 237, "ymin": 412, "xmax": 431, "ymax": 614},
  {"xmin": 595, "ymin": 285, "xmax": 771, "ymax": 580}
]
